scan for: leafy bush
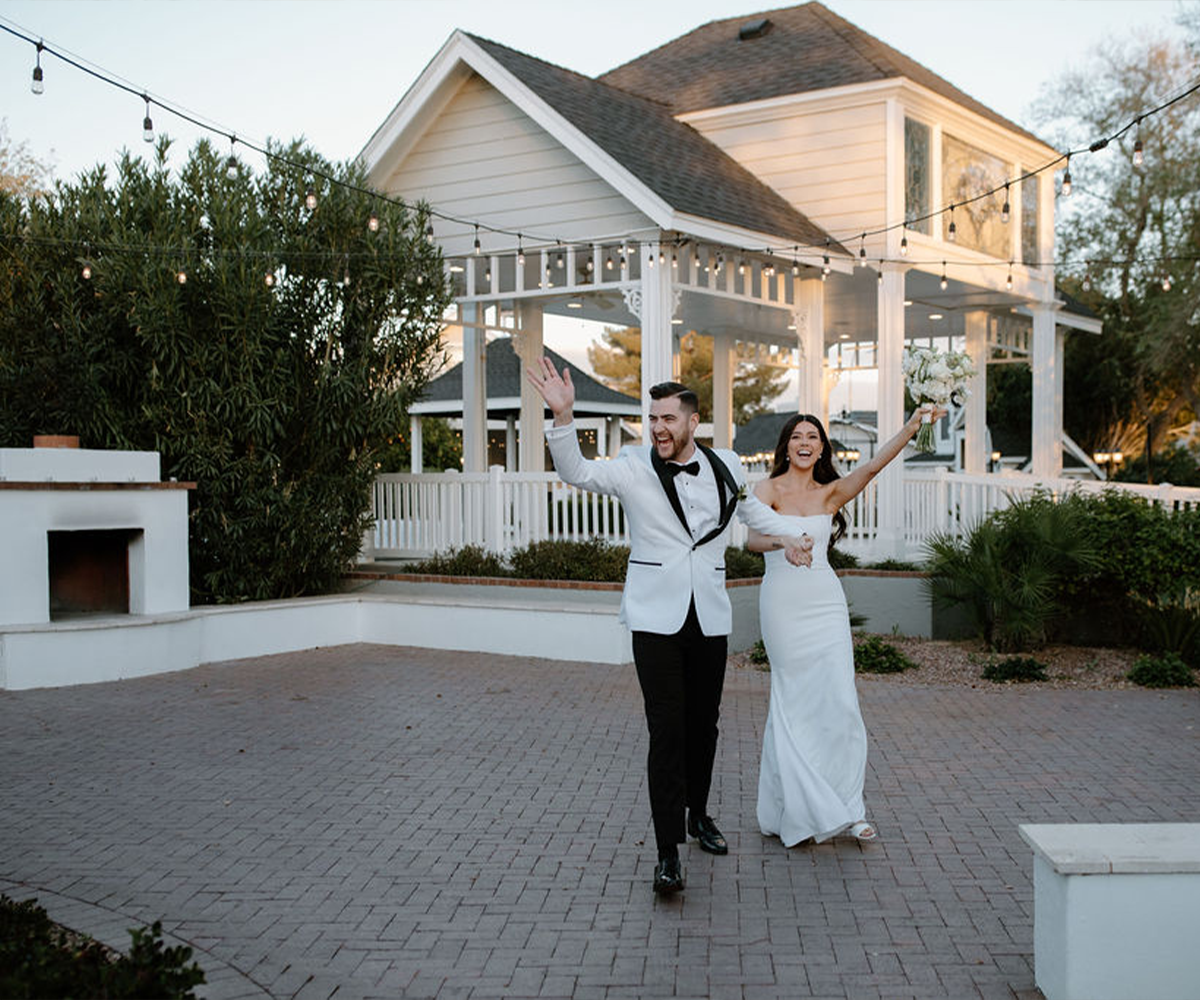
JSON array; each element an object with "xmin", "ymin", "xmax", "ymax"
[
  {"xmin": 407, "ymin": 545, "xmax": 511, "ymax": 578},
  {"xmin": 924, "ymin": 492, "xmax": 1100, "ymax": 651},
  {"xmin": 0, "ymin": 140, "xmax": 450, "ymax": 604},
  {"xmin": 1127, "ymin": 652, "xmax": 1197, "ymax": 688},
  {"xmin": 0, "ymin": 895, "xmax": 204, "ymax": 998},
  {"xmin": 981, "ymin": 656, "xmax": 1049, "ymax": 683},
  {"xmin": 853, "ymin": 635, "xmax": 918, "ymax": 673},
  {"xmin": 864, "ymin": 558, "xmax": 922, "ymax": 571},
  {"xmin": 748, "ymin": 639, "xmax": 770, "ymax": 667},
  {"xmin": 508, "ymin": 539, "xmax": 630, "ymax": 582},
  {"xmin": 1136, "ymin": 586, "xmax": 1200, "ymax": 666},
  {"xmin": 724, "ymin": 546, "xmax": 765, "ymax": 579},
  {"xmin": 828, "ymin": 547, "xmax": 860, "ymax": 570}
]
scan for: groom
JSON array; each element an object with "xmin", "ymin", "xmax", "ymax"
[{"xmin": 526, "ymin": 358, "xmax": 808, "ymax": 894}]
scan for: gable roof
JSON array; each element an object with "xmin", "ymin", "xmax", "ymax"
[
  {"xmin": 600, "ymin": 1, "xmax": 1046, "ymax": 147},
  {"xmin": 411, "ymin": 338, "xmax": 640, "ymax": 416},
  {"xmin": 462, "ymin": 33, "xmax": 843, "ymax": 252}
]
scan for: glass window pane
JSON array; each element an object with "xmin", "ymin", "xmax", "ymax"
[
  {"xmin": 1021, "ymin": 174, "xmax": 1039, "ymax": 265},
  {"xmin": 942, "ymin": 133, "xmax": 1010, "ymax": 258},
  {"xmin": 905, "ymin": 118, "xmax": 931, "ymax": 235}
]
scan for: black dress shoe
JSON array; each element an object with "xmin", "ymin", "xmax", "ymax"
[
  {"xmin": 652, "ymin": 855, "xmax": 684, "ymax": 894},
  {"xmin": 688, "ymin": 814, "xmax": 729, "ymax": 855}
]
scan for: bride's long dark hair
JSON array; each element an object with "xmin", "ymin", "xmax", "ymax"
[{"xmin": 768, "ymin": 413, "xmax": 847, "ymax": 548}]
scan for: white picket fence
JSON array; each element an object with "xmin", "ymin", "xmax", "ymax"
[{"xmin": 368, "ymin": 466, "xmax": 1200, "ymax": 560}]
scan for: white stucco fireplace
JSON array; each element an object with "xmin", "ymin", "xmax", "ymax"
[{"xmin": 0, "ymin": 445, "xmax": 192, "ymax": 629}]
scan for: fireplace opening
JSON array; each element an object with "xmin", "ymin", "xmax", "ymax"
[{"xmin": 47, "ymin": 529, "xmax": 139, "ymax": 618}]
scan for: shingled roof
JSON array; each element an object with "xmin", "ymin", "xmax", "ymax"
[
  {"xmin": 465, "ymin": 33, "xmax": 845, "ymax": 253},
  {"xmin": 600, "ymin": 1, "xmax": 1046, "ymax": 148},
  {"xmin": 413, "ymin": 338, "xmax": 640, "ymax": 416}
]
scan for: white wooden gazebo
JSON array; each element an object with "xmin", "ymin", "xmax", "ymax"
[{"xmin": 360, "ymin": 2, "xmax": 1106, "ymax": 558}]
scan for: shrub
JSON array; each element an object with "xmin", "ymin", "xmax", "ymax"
[
  {"xmin": 408, "ymin": 545, "xmax": 510, "ymax": 578},
  {"xmin": 981, "ymin": 656, "xmax": 1049, "ymax": 683},
  {"xmin": 748, "ymin": 639, "xmax": 770, "ymax": 667},
  {"xmin": 1127, "ymin": 652, "xmax": 1197, "ymax": 688},
  {"xmin": 508, "ymin": 538, "xmax": 630, "ymax": 582},
  {"xmin": 0, "ymin": 895, "xmax": 204, "ymax": 998},
  {"xmin": 853, "ymin": 635, "xmax": 918, "ymax": 673},
  {"xmin": 1135, "ymin": 586, "xmax": 1200, "ymax": 667},
  {"xmin": 924, "ymin": 491, "xmax": 1100, "ymax": 652},
  {"xmin": 864, "ymin": 558, "xmax": 921, "ymax": 571},
  {"xmin": 828, "ymin": 547, "xmax": 860, "ymax": 570},
  {"xmin": 724, "ymin": 546, "xmax": 765, "ymax": 579}
]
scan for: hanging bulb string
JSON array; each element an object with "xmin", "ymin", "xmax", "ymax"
[{"xmin": 1, "ymin": 16, "xmax": 1198, "ymax": 265}]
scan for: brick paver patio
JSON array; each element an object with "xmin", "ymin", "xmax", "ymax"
[{"xmin": 2, "ymin": 644, "xmax": 1198, "ymax": 999}]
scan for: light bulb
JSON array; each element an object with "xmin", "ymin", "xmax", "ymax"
[
  {"xmin": 177, "ymin": 269, "xmax": 188, "ymax": 285},
  {"xmin": 658, "ymin": 251, "xmax": 665, "ymax": 265},
  {"xmin": 225, "ymin": 155, "xmax": 237, "ymax": 180},
  {"xmin": 1006, "ymin": 268, "xmax": 1013, "ymax": 291},
  {"xmin": 671, "ymin": 254, "xmax": 678, "ymax": 269},
  {"xmin": 738, "ymin": 260, "xmax": 746, "ymax": 275},
  {"xmin": 647, "ymin": 253, "xmax": 655, "ymax": 269},
  {"xmin": 485, "ymin": 267, "xmax": 492, "ymax": 283},
  {"xmin": 947, "ymin": 211, "xmax": 957, "ymax": 242},
  {"xmin": 822, "ymin": 255, "xmax": 830, "ymax": 276},
  {"xmin": 940, "ymin": 265, "xmax": 948, "ymax": 291},
  {"xmin": 31, "ymin": 44, "xmax": 44, "ymax": 95},
  {"xmin": 368, "ymin": 214, "xmax": 379, "ymax": 233},
  {"xmin": 516, "ymin": 236, "xmax": 525, "ymax": 266},
  {"xmin": 1062, "ymin": 158, "xmax": 1072, "ymax": 198},
  {"xmin": 792, "ymin": 260, "xmax": 800, "ymax": 276},
  {"xmin": 859, "ymin": 246, "xmax": 866, "ymax": 267},
  {"xmin": 605, "ymin": 253, "xmax": 614, "ymax": 271},
  {"xmin": 619, "ymin": 254, "xmax": 627, "ymax": 268},
  {"xmin": 425, "ymin": 222, "xmax": 435, "ymax": 243},
  {"xmin": 143, "ymin": 115, "xmax": 155, "ymax": 144},
  {"xmin": 876, "ymin": 265, "xmax": 883, "ymax": 285},
  {"xmin": 1082, "ymin": 271, "xmax": 1092, "ymax": 292},
  {"xmin": 1001, "ymin": 184, "xmax": 1010, "ymax": 224},
  {"xmin": 900, "ymin": 234, "xmax": 908, "ymax": 257},
  {"xmin": 585, "ymin": 258, "xmax": 594, "ymax": 273},
  {"xmin": 1162, "ymin": 274, "xmax": 1172, "ymax": 292},
  {"xmin": 305, "ymin": 186, "xmax": 317, "ymax": 211},
  {"xmin": 81, "ymin": 263, "xmax": 92, "ymax": 280},
  {"xmin": 264, "ymin": 272, "xmax": 275, "ymax": 287},
  {"xmin": 1133, "ymin": 139, "xmax": 1143, "ymax": 167},
  {"xmin": 556, "ymin": 251, "xmax": 564, "ymax": 269}
]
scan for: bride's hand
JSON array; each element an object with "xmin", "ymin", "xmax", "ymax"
[{"xmin": 783, "ymin": 534, "xmax": 813, "ymax": 567}]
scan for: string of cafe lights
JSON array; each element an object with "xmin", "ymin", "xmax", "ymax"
[{"xmin": 3, "ymin": 17, "xmax": 1198, "ymax": 292}]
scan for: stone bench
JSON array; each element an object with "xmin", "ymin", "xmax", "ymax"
[{"xmin": 1018, "ymin": 823, "xmax": 1200, "ymax": 1000}]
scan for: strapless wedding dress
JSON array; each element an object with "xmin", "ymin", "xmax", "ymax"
[{"xmin": 752, "ymin": 505, "xmax": 867, "ymax": 845}]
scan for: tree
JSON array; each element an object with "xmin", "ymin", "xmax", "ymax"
[
  {"xmin": 1032, "ymin": 18, "xmax": 1200, "ymax": 480},
  {"xmin": 0, "ymin": 118, "xmax": 52, "ymax": 199},
  {"xmin": 374, "ymin": 416, "xmax": 463, "ymax": 473},
  {"xmin": 587, "ymin": 326, "xmax": 788, "ymax": 424},
  {"xmin": 0, "ymin": 137, "xmax": 450, "ymax": 602}
]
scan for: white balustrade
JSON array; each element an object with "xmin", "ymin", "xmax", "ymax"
[{"xmin": 369, "ymin": 467, "xmax": 1200, "ymax": 560}]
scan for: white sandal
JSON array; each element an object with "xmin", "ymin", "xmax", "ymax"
[{"xmin": 849, "ymin": 821, "xmax": 878, "ymax": 842}]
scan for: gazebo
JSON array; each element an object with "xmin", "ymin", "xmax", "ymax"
[{"xmin": 361, "ymin": 1, "xmax": 1103, "ymax": 556}]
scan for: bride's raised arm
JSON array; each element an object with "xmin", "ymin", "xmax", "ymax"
[{"xmin": 825, "ymin": 404, "xmax": 945, "ymax": 511}]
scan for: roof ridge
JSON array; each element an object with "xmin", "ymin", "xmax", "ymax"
[{"xmin": 806, "ymin": 2, "xmax": 897, "ymax": 80}]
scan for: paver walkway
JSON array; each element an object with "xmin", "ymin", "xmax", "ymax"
[{"xmin": 2, "ymin": 644, "xmax": 1198, "ymax": 999}]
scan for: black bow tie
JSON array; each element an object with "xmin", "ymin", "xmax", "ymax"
[{"xmin": 665, "ymin": 460, "xmax": 701, "ymax": 478}]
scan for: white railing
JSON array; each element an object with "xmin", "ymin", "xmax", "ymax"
[{"xmin": 368, "ymin": 467, "xmax": 1200, "ymax": 560}]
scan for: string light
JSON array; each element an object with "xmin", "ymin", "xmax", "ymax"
[
  {"xmin": 1133, "ymin": 136, "xmax": 1144, "ymax": 168},
  {"xmin": 822, "ymin": 254, "xmax": 831, "ymax": 276},
  {"xmin": 900, "ymin": 229, "xmax": 908, "ymax": 256},
  {"xmin": 947, "ymin": 205, "xmax": 957, "ymax": 243},
  {"xmin": 658, "ymin": 250, "xmax": 665, "ymax": 266},
  {"xmin": 264, "ymin": 271, "xmax": 275, "ymax": 287},
  {"xmin": 858, "ymin": 234, "xmax": 866, "ymax": 267},
  {"xmin": 30, "ymin": 40, "xmax": 43, "ymax": 94},
  {"xmin": 791, "ymin": 258, "xmax": 800, "ymax": 276},
  {"xmin": 1062, "ymin": 156, "xmax": 1073, "ymax": 197},
  {"xmin": 647, "ymin": 251, "xmax": 655, "ymax": 269},
  {"xmin": 1161, "ymin": 274, "xmax": 1172, "ymax": 292},
  {"xmin": 516, "ymin": 235, "xmax": 524, "ymax": 267},
  {"xmin": 305, "ymin": 184, "xmax": 317, "ymax": 211},
  {"xmin": 425, "ymin": 221, "xmax": 435, "ymax": 244},
  {"xmin": 555, "ymin": 249, "xmax": 564, "ymax": 269},
  {"xmin": 142, "ymin": 94, "xmax": 154, "ymax": 144},
  {"xmin": 225, "ymin": 136, "xmax": 237, "ymax": 179},
  {"xmin": 81, "ymin": 263, "xmax": 92, "ymax": 280},
  {"xmin": 473, "ymin": 225, "xmax": 481, "ymax": 255},
  {"xmin": 605, "ymin": 251, "xmax": 614, "ymax": 271},
  {"xmin": 876, "ymin": 262, "xmax": 883, "ymax": 285},
  {"xmin": 940, "ymin": 263, "xmax": 948, "ymax": 291},
  {"xmin": 176, "ymin": 268, "xmax": 187, "ymax": 285},
  {"xmin": 367, "ymin": 213, "xmax": 379, "ymax": 233},
  {"xmin": 1005, "ymin": 263, "xmax": 1013, "ymax": 291},
  {"xmin": 1082, "ymin": 264, "xmax": 1092, "ymax": 292},
  {"xmin": 1001, "ymin": 183, "xmax": 1010, "ymax": 224},
  {"xmin": 671, "ymin": 253, "xmax": 678, "ymax": 269},
  {"xmin": 585, "ymin": 257, "xmax": 594, "ymax": 273}
]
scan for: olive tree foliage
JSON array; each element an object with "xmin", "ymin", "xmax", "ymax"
[
  {"xmin": 0, "ymin": 118, "xmax": 52, "ymax": 198},
  {"xmin": 0, "ymin": 138, "xmax": 451, "ymax": 602},
  {"xmin": 1030, "ymin": 14, "xmax": 1200, "ymax": 475}
]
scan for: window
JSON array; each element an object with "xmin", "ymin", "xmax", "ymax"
[
  {"xmin": 1021, "ymin": 174, "xmax": 1039, "ymax": 265},
  {"xmin": 904, "ymin": 118, "xmax": 931, "ymax": 235},
  {"xmin": 941, "ymin": 133, "xmax": 1010, "ymax": 258}
]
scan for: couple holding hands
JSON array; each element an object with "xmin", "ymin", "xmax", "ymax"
[{"xmin": 527, "ymin": 359, "xmax": 942, "ymax": 894}]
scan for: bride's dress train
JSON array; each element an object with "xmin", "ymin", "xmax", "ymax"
[{"xmin": 752, "ymin": 503, "xmax": 867, "ymax": 846}]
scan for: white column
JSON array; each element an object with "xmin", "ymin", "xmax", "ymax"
[
  {"xmin": 505, "ymin": 415, "xmax": 517, "ymax": 472},
  {"xmin": 607, "ymin": 415, "xmax": 622, "ymax": 457},
  {"xmin": 409, "ymin": 415, "xmax": 423, "ymax": 474},
  {"xmin": 515, "ymin": 301, "xmax": 545, "ymax": 471},
  {"xmin": 1031, "ymin": 305, "xmax": 1063, "ymax": 478},
  {"xmin": 875, "ymin": 268, "xmax": 906, "ymax": 558},
  {"xmin": 460, "ymin": 303, "xmax": 487, "ymax": 472},
  {"xmin": 795, "ymin": 278, "xmax": 825, "ymax": 419},
  {"xmin": 963, "ymin": 310, "xmax": 988, "ymax": 474},
  {"xmin": 711, "ymin": 332, "xmax": 734, "ymax": 449},
  {"xmin": 638, "ymin": 245, "xmax": 673, "ymax": 433}
]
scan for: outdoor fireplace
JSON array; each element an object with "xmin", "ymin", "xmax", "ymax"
[{"xmin": 0, "ymin": 444, "xmax": 192, "ymax": 628}]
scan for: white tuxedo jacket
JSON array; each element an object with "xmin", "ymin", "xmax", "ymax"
[{"xmin": 546, "ymin": 422, "xmax": 749, "ymax": 636}]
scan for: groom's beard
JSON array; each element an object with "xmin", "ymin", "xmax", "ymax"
[{"xmin": 654, "ymin": 426, "xmax": 694, "ymax": 462}]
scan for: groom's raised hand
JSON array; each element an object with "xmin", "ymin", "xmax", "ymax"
[{"xmin": 525, "ymin": 357, "xmax": 576, "ymax": 426}]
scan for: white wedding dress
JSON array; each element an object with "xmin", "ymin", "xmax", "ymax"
[{"xmin": 752, "ymin": 503, "xmax": 867, "ymax": 846}]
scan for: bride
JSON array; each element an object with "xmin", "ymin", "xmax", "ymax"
[{"xmin": 743, "ymin": 405, "xmax": 942, "ymax": 847}]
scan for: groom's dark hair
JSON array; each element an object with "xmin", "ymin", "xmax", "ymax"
[{"xmin": 649, "ymin": 381, "xmax": 699, "ymax": 415}]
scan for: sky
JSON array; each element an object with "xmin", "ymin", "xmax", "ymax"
[{"xmin": 0, "ymin": 0, "xmax": 1190, "ymax": 409}]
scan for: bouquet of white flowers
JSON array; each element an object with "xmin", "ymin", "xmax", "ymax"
[{"xmin": 902, "ymin": 346, "xmax": 977, "ymax": 453}]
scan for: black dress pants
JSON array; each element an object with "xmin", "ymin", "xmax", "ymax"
[{"xmin": 632, "ymin": 600, "xmax": 728, "ymax": 852}]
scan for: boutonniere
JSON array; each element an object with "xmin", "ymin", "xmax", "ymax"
[{"xmin": 734, "ymin": 484, "xmax": 749, "ymax": 503}]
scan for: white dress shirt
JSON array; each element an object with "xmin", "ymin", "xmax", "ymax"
[{"xmin": 667, "ymin": 452, "xmax": 721, "ymax": 542}]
